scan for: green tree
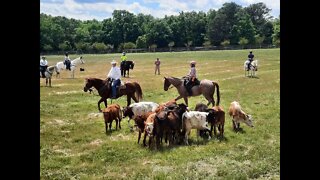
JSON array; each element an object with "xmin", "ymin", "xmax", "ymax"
[
  {"xmin": 58, "ymin": 41, "xmax": 71, "ymax": 51},
  {"xmin": 272, "ymin": 16, "xmax": 280, "ymax": 47},
  {"xmin": 92, "ymin": 42, "xmax": 107, "ymax": 53},
  {"xmin": 231, "ymin": 9, "xmax": 256, "ymax": 44},
  {"xmin": 150, "ymin": 44, "xmax": 157, "ymax": 52},
  {"xmin": 239, "ymin": 37, "xmax": 249, "ymax": 49},
  {"xmin": 221, "ymin": 40, "xmax": 230, "ymax": 48},
  {"xmin": 207, "ymin": 2, "xmax": 241, "ymax": 45},
  {"xmin": 136, "ymin": 35, "xmax": 147, "ymax": 48},
  {"xmin": 168, "ymin": 41, "xmax": 175, "ymax": 52},
  {"xmin": 255, "ymin": 34, "xmax": 265, "ymax": 48},
  {"xmin": 123, "ymin": 42, "xmax": 137, "ymax": 51}
]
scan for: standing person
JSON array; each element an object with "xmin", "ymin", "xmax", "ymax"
[
  {"xmin": 107, "ymin": 60, "xmax": 121, "ymax": 99},
  {"xmin": 247, "ymin": 51, "xmax": 254, "ymax": 70},
  {"xmin": 64, "ymin": 52, "xmax": 71, "ymax": 71},
  {"xmin": 185, "ymin": 61, "xmax": 197, "ymax": 96},
  {"xmin": 40, "ymin": 56, "xmax": 48, "ymax": 78},
  {"xmin": 154, "ymin": 58, "xmax": 161, "ymax": 75},
  {"xmin": 120, "ymin": 51, "xmax": 127, "ymax": 77}
]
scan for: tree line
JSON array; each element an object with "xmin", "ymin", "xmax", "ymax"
[{"xmin": 40, "ymin": 2, "xmax": 280, "ymax": 54}]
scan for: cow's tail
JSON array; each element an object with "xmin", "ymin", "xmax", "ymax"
[
  {"xmin": 133, "ymin": 82, "xmax": 143, "ymax": 101},
  {"xmin": 212, "ymin": 81, "xmax": 220, "ymax": 106},
  {"xmin": 181, "ymin": 112, "xmax": 186, "ymax": 130}
]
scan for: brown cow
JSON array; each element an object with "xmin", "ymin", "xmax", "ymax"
[
  {"xmin": 143, "ymin": 112, "xmax": 157, "ymax": 148},
  {"xmin": 102, "ymin": 104, "xmax": 122, "ymax": 133},
  {"xmin": 228, "ymin": 101, "xmax": 254, "ymax": 131},
  {"xmin": 207, "ymin": 106, "xmax": 225, "ymax": 138},
  {"xmin": 133, "ymin": 112, "xmax": 154, "ymax": 145}
]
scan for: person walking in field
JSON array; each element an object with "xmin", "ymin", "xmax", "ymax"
[{"xmin": 154, "ymin": 58, "xmax": 161, "ymax": 75}]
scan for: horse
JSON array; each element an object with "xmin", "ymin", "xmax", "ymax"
[
  {"xmin": 120, "ymin": 60, "xmax": 135, "ymax": 77},
  {"xmin": 163, "ymin": 76, "xmax": 220, "ymax": 107},
  {"xmin": 83, "ymin": 77, "xmax": 143, "ymax": 112},
  {"xmin": 244, "ymin": 59, "xmax": 258, "ymax": 77},
  {"xmin": 56, "ymin": 56, "xmax": 85, "ymax": 78},
  {"xmin": 40, "ymin": 65, "xmax": 58, "ymax": 87}
]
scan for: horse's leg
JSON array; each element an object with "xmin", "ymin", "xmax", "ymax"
[
  {"xmin": 174, "ymin": 95, "xmax": 183, "ymax": 103},
  {"xmin": 104, "ymin": 99, "xmax": 108, "ymax": 108},
  {"xmin": 98, "ymin": 98, "xmax": 105, "ymax": 112},
  {"xmin": 49, "ymin": 78, "xmax": 51, "ymax": 87},
  {"xmin": 183, "ymin": 97, "xmax": 189, "ymax": 107},
  {"xmin": 127, "ymin": 95, "xmax": 132, "ymax": 106},
  {"xmin": 45, "ymin": 78, "xmax": 48, "ymax": 86},
  {"xmin": 131, "ymin": 94, "xmax": 139, "ymax": 103}
]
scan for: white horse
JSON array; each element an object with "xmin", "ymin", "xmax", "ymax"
[
  {"xmin": 56, "ymin": 56, "xmax": 84, "ymax": 78},
  {"xmin": 244, "ymin": 59, "xmax": 258, "ymax": 77},
  {"xmin": 40, "ymin": 65, "xmax": 58, "ymax": 87}
]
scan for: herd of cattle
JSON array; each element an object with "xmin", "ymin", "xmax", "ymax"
[{"xmin": 101, "ymin": 100, "xmax": 254, "ymax": 149}]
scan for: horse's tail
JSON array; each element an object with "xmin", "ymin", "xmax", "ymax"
[
  {"xmin": 133, "ymin": 82, "xmax": 143, "ymax": 101},
  {"xmin": 212, "ymin": 81, "xmax": 220, "ymax": 106}
]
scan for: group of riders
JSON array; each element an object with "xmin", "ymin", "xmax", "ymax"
[
  {"xmin": 41, "ymin": 50, "xmax": 255, "ymax": 98},
  {"xmin": 39, "ymin": 52, "xmax": 72, "ymax": 78}
]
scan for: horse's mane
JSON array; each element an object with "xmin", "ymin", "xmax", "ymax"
[{"xmin": 168, "ymin": 76, "xmax": 183, "ymax": 81}]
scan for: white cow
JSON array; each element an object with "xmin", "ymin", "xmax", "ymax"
[
  {"xmin": 122, "ymin": 102, "xmax": 159, "ymax": 129},
  {"xmin": 182, "ymin": 111, "xmax": 212, "ymax": 145},
  {"xmin": 228, "ymin": 101, "xmax": 254, "ymax": 131}
]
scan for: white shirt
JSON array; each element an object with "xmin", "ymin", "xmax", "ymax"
[
  {"xmin": 107, "ymin": 66, "xmax": 121, "ymax": 80},
  {"xmin": 40, "ymin": 59, "xmax": 48, "ymax": 66}
]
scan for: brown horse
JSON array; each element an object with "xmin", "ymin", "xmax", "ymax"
[
  {"xmin": 163, "ymin": 76, "xmax": 220, "ymax": 107},
  {"xmin": 83, "ymin": 77, "xmax": 143, "ymax": 112}
]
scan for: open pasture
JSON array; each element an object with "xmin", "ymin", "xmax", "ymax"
[{"xmin": 40, "ymin": 49, "xmax": 280, "ymax": 179}]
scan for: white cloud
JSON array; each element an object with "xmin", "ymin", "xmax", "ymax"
[{"xmin": 40, "ymin": 0, "xmax": 279, "ymax": 20}]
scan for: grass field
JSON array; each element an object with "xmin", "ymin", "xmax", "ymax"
[{"xmin": 40, "ymin": 49, "xmax": 280, "ymax": 179}]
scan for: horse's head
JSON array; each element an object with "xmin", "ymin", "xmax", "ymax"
[
  {"xmin": 164, "ymin": 77, "xmax": 171, "ymax": 91},
  {"xmin": 83, "ymin": 78, "xmax": 93, "ymax": 92},
  {"xmin": 130, "ymin": 61, "xmax": 135, "ymax": 69}
]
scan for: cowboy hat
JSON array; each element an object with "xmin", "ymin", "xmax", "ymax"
[
  {"xmin": 111, "ymin": 60, "xmax": 117, "ymax": 65},
  {"xmin": 190, "ymin": 61, "xmax": 196, "ymax": 65}
]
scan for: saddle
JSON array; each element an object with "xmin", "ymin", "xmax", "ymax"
[{"xmin": 184, "ymin": 78, "xmax": 200, "ymax": 96}]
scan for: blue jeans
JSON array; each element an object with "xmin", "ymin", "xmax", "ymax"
[{"xmin": 111, "ymin": 79, "xmax": 120, "ymax": 97}]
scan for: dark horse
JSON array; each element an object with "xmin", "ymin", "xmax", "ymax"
[
  {"xmin": 83, "ymin": 77, "xmax": 143, "ymax": 112},
  {"xmin": 120, "ymin": 60, "xmax": 135, "ymax": 77},
  {"xmin": 163, "ymin": 76, "xmax": 220, "ymax": 107}
]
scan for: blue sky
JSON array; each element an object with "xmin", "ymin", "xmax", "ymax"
[{"xmin": 40, "ymin": 0, "xmax": 280, "ymax": 21}]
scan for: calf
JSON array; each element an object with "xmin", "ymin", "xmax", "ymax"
[
  {"xmin": 207, "ymin": 106, "xmax": 225, "ymax": 138},
  {"xmin": 143, "ymin": 112, "xmax": 157, "ymax": 148},
  {"xmin": 102, "ymin": 104, "xmax": 122, "ymax": 133},
  {"xmin": 133, "ymin": 112, "xmax": 155, "ymax": 145},
  {"xmin": 228, "ymin": 101, "xmax": 254, "ymax": 131},
  {"xmin": 182, "ymin": 111, "xmax": 211, "ymax": 145},
  {"xmin": 122, "ymin": 102, "xmax": 159, "ymax": 129}
]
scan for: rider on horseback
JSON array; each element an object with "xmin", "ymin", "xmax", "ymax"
[
  {"xmin": 107, "ymin": 60, "xmax": 121, "ymax": 99},
  {"xmin": 247, "ymin": 51, "xmax": 254, "ymax": 70},
  {"xmin": 185, "ymin": 61, "xmax": 198, "ymax": 96},
  {"xmin": 120, "ymin": 51, "xmax": 127, "ymax": 77},
  {"xmin": 40, "ymin": 56, "xmax": 48, "ymax": 78},
  {"xmin": 64, "ymin": 52, "xmax": 71, "ymax": 71}
]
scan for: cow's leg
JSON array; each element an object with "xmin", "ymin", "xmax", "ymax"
[
  {"xmin": 184, "ymin": 128, "xmax": 191, "ymax": 145},
  {"xmin": 232, "ymin": 119, "xmax": 237, "ymax": 131},
  {"xmin": 210, "ymin": 124, "xmax": 213, "ymax": 138},
  {"xmin": 115, "ymin": 119, "xmax": 118, "ymax": 130},
  {"xmin": 138, "ymin": 130, "xmax": 142, "ymax": 144},
  {"xmin": 220, "ymin": 124, "xmax": 224, "ymax": 138},
  {"xmin": 213, "ymin": 125, "xmax": 217, "ymax": 137},
  {"xmin": 118, "ymin": 117, "xmax": 121, "ymax": 129},
  {"xmin": 104, "ymin": 121, "xmax": 108, "ymax": 134},
  {"xmin": 143, "ymin": 132, "xmax": 147, "ymax": 147},
  {"xmin": 109, "ymin": 120, "xmax": 112, "ymax": 131}
]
